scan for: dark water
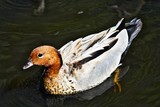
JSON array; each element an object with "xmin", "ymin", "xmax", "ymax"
[{"xmin": 0, "ymin": 0, "xmax": 160, "ymax": 107}]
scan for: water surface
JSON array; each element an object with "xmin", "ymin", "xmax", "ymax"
[{"xmin": 0, "ymin": 0, "xmax": 160, "ymax": 107}]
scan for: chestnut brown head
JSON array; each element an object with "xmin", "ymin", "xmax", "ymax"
[{"xmin": 23, "ymin": 45, "xmax": 61, "ymax": 70}]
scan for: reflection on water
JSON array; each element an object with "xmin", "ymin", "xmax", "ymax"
[{"xmin": 0, "ymin": 0, "xmax": 160, "ymax": 107}]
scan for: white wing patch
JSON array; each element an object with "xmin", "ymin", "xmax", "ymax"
[
  {"xmin": 58, "ymin": 18, "xmax": 126, "ymax": 71},
  {"xmin": 59, "ymin": 32, "xmax": 119, "ymax": 65}
]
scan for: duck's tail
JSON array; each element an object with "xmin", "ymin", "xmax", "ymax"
[
  {"xmin": 120, "ymin": 18, "xmax": 142, "ymax": 59},
  {"xmin": 115, "ymin": 18, "xmax": 142, "ymax": 46},
  {"xmin": 125, "ymin": 18, "xmax": 143, "ymax": 46}
]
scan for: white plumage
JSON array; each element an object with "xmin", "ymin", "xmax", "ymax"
[{"xmin": 58, "ymin": 18, "xmax": 142, "ymax": 92}]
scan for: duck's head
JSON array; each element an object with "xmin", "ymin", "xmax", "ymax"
[{"xmin": 23, "ymin": 45, "xmax": 62, "ymax": 70}]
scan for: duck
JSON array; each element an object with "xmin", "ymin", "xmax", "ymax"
[{"xmin": 23, "ymin": 18, "xmax": 142, "ymax": 95}]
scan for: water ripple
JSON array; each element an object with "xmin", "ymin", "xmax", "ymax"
[{"xmin": 4, "ymin": 0, "xmax": 33, "ymax": 9}]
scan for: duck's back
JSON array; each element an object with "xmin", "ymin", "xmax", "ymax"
[{"xmin": 59, "ymin": 18, "xmax": 142, "ymax": 92}]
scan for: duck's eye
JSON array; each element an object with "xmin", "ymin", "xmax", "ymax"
[{"xmin": 38, "ymin": 53, "xmax": 43, "ymax": 58}]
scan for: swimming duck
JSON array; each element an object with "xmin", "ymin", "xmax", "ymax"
[{"xmin": 23, "ymin": 18, "xmax": 142, "ymax": 95}]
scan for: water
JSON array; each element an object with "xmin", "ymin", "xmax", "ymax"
[{"xmin": 0, "ymin": 0, "xmax": 160, "ymax": 107}]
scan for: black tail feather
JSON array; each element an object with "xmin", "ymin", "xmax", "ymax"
[
  {"xmin": 126, "ymin": 18, "xmax": 143, "ymax": 45},
  {"xmin": 121, "ymin": 18, "xmax": 142, "ymax": 59}
]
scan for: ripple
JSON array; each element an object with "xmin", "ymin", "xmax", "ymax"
[{"xmin": 4, "ymin": 0, "xmax": 33, "ymax": 9}]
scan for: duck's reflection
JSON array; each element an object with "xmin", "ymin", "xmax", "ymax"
[{"xmin": 33, "ymin": 0, "xmax": 45, "ymax": 15}]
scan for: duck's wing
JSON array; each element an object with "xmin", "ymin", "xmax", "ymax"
[
  {"xmin": 59, "ymin": 19, "xmax": 121, "ymax": 63},
  {"xmin": 59, "ymin": 18, "xmax": 142, "ymax": 73}
]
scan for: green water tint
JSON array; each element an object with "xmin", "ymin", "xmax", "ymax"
[{"xmin": 0, "ymin": 0, "xmax": 160, "ymax": 107}]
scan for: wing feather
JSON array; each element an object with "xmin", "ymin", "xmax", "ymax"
[{"xmin": 58, "ymin": 18, "xmax": 126, "ymax": 71}]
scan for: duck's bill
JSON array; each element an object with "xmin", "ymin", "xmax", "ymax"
[{"xmin": 23, "ymin": 60, "xmax": 33, "ymax": 70}]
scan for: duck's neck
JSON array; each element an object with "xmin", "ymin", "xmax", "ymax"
[
  {"xmin": 45, "ymin": 49, "xmax": 62, "ymax": 78},
  {"xmin": 45, "ymin": 65, "xmax": 60, "ymax": 77}
]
